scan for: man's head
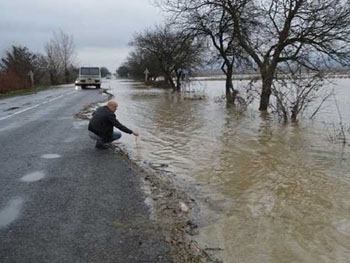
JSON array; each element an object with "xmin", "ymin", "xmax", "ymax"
[{"xmin": 107, "ymin": 100, "xmax": 118, "ymax": 112}]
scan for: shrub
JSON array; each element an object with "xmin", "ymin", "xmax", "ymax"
[{"xmin": 0, "ymin": 72, "xmax": 30, "ymax": 93}]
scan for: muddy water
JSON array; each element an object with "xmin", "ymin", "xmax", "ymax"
[{"xmin": 108, "ymin": 78, "xmax": 350, "ymax": 263}]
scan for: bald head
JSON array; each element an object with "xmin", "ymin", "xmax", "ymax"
[{"xmin": 107, "ymin": 100, "xmax": 118, "ymax": 112}]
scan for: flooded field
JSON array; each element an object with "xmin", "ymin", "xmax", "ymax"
[{"xmin": 106, "ymin": 78, "xmax": 350, "ymax": 263}]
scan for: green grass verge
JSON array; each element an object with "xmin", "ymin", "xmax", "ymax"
[{"xmin": 0, "ymin": 85, "xmax": 56, "ymax": 99}]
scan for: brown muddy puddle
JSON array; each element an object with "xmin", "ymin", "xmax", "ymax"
[{"xmin": 107, "ymin": 78, "xmax": 350, "ymax": 263}]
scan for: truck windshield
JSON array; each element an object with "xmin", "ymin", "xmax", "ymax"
[{"xmin": 80, "ymin": 68, "xmax": 100, "ymax": 75}]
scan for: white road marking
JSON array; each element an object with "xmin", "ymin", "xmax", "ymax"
[
  {"xmin": 41, "ymin": 154, "xmax": 61, "ymax": 159},
  {"xmin": 0, "ymin": 91, "xmax": 78, "ymax": 121},
  {"xmin": 0, "ymin": 198, "xmax": 24, "ymax": 228},
  {"xmin": 67, "ymin": 90, "xmax": 77, "ymax": 96},
  {"xmin": 0, "ymin": 104, "xmax": 40, "ymax": 121},
  {"xmin": 20, "ymin": 171, "xmax": 46, "ymax": 182},
  {"xmin": 48, "ymin": 95, "xmax": 64, "ymax": 102}
]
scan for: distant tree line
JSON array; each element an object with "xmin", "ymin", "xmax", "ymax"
[
  {"xmin": 0, "ymin": 30, "xmax": 111, "ymax": 93},
  {"xmin": 100, "ymin": 67, "xmax": 111, "ymax": 78},
  {"xmin": 0, "ymin": 30, "xmax": 76, "ymax": 93}
]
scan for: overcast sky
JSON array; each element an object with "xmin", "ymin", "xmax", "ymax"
[{"xmin": 0, "ymin": 0, "xmax": 164, "ymax": 72}]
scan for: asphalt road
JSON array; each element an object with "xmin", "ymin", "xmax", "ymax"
[{"xmin": 0, "ymin": 86, "xmax": 170, "ymax": 263}]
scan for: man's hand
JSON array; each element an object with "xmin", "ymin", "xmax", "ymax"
[{"xmin": 132, "ymin": 131, "xmax": 139, "ymax": 136}]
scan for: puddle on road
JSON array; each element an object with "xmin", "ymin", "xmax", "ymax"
[
  {"xmin": 0, "ymin": 198, "xmax": 24, "ymax": 228},
  {"xmin": 57, "ymin": 116, "xmax": 72, "ymax": 120},
  {"xmin": 72, "ymin": 121, "xmax": 87, "ymax": 129},
  {"xmin": 41, "ymin": 154, "xmax": 61, "ymax": 159},
  {"xmin": 63, "ymin": 137, "xmax": 75, "ymax": 143},
  {"xmin": 20, "ymin": 171, "xmax": 45, "ymax": 182}
]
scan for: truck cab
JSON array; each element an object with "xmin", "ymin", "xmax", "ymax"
[{"xmin": 75, "ymin": 67, "xmax": 101, "ymax": 89}]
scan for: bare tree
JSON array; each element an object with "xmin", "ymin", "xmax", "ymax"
[
  {"xmin": 125, "ymin": 49, "xmax": 163, "ymax": 80},
  {"xmin": 32, "ymin": 53, "xmax": 50, "ymax": 85},
  {"xmin": 45, "ymin": 30, "xmax": 76, "ymax": 85},
  {"xmin": 56, "ymin": 30, "xmax": 75, "ymax": 83},
  {"xmin": 131, "ymin": 25, "xmax": 204, "ymax": 91},
  {"xmin": 271, "ymin": 66, "xmax": 333, "ymax": 122},
  {"xmin": 45, "ymin": 40, "xmax": 62, "ymax": 85},
  {"xmin": 157, "ymin": 0, "xmax": 350, "ymax": 111},
  {"xmin": 159, "ymin": 1, "xmax": 253, "ymax": 105}
]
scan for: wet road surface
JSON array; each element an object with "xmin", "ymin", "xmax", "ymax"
[{"xmin": 0, "ymin": 85, "xmax": 170, "ymax": 262}]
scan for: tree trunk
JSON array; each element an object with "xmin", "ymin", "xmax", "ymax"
[
  {"xmin": 291, "ymin": 105, "xmax": 298, "ymax": 122},
  {"xmin": 165, "ymin": 74, "xmax": 176, "ymax": 91},
  {"xmin": 222, "ymin": 63, "xmax": 237, "ymax": 105},
  {"xmin": 50, "ymin": 71, "xmax": 56, "ymax": 85},
  {"xmin": 259, "ymin": 68, "xmax": 274, "ymax": 111},
  {"xmin": 175, "ymin": 69, "xmax": 182, "ymax": 92},
  {"xmin": 226, "ymin": 74, "xmax": 234, "ymax": 104},
  {"xmin": 176, "ymin": 77, "xmax": 181, "ymax": 91},
  {"xmin": 65, "ymin": 68, "xmax": 69, "ymax": 83}
]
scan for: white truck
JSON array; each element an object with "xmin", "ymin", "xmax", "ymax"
[{"xmin": 75, "ymin": 67, "xmax": 101, "ymax": 89}]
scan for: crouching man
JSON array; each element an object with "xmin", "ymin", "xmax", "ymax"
[{"xmin": 88, "ymin": 100, "xmax": 139, "ymax": 149}]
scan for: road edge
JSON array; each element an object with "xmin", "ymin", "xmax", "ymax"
[{"xmin": 75, "ymin": 91, "xmax": 219, "ymax": 263}]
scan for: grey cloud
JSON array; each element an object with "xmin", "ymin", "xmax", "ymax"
[{"xmin": 0, "ymin": 0, "xmax": 163, "ymax": 69}]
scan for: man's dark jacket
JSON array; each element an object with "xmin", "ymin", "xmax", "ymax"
[{"xmin": 88, "ymin": 106, "xmax": 132, "ymax": 142}]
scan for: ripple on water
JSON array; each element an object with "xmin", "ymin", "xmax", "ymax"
[{"xmin": 109, "ymin": 78, "xmax": 350, "ymax": 263}]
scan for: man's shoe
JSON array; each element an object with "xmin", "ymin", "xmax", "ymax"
[{"xmin": 95, "ymin": 141, "xmax": 108, "ymax": 149}]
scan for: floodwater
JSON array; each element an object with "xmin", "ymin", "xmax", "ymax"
[{"xmin": 107, "ymin": 77, "xmax": 350, "ymax": 263}]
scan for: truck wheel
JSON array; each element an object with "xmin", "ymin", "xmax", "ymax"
[{"xmin": 96, "ymin": 85, "xmax": 101, "ymax": 89}]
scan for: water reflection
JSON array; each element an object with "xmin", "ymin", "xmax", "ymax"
[{"xmin": 110, "ymin": 79, "xmax": 350, "ymax": 263}]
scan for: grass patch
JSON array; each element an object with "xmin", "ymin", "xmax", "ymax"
[{"xmin": 0, "ymin": 85, "xmax": 58, "ymax": 99}]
